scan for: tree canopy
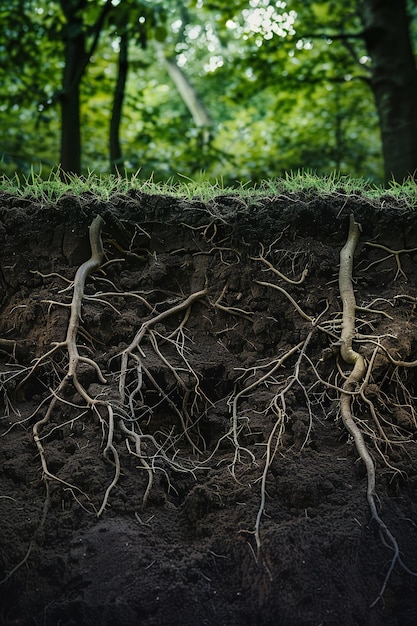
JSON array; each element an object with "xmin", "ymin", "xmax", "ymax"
[{"xmin": 1, "ymin": 0, "xmax": 416, "ymax": 184}]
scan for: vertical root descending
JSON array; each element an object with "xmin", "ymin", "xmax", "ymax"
[
  {"xmin": 33, "ymin": 215, "xmax": 106, "ymax": 496},
  {"xmin": 338, "ymin": 214, "xmax": 415, "ymax": 606}
]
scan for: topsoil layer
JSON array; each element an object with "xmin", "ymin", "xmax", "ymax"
[{"xmin": 0, "ymin": 188, "xmax": 416, "ymax": 626}]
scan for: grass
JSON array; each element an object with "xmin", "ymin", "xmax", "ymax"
[{"xmin": 0, "ymin": 167, "xmax": 416, "ymax": 206}]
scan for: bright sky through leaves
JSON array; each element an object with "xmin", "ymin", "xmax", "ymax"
[{"xmin": 226, "ymin": 0, "xmax": 296, "ymax": 42}]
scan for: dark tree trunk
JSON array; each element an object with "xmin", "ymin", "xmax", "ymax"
[
  {"xmin": 110, "ymin": 31, "xmax": 128, "ymax": 175},
  {"xmin": 58, "ymin": 0, "xmax": 112, "ymax": 175},
  {"xmin": 359, "ymin": 0, "xmax": 417, "ymax": 183},
  {"xmin": 60, "ymin": 5, "xmax": 85, "ymax": 175}
]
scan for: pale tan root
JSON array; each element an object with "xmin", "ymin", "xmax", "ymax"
[{"xmin": 339, "ymin": 215, "xmax": 416, "ymax": 607}]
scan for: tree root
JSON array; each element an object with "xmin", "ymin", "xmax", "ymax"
[
  {"xmin": 364, "ymin": 241, "xmax": 417, "ymax": 280},
  {"xmin": 339, "ymin": 215, "xmax": 416, "ymax": 607},
  {"xmin": 118, "ymin": 289, "xmax": 208, "ymax": 405},
  {"xmin": 251, "ymin": 244, "xmax": 309, "ymax": 284},
  {"xmin": 32, "ymin": 215, "xmax": 106, "ymax": 505},
  {"xmin": 240, "ymin": 216, "xmax": 417, "ymax": 604}
]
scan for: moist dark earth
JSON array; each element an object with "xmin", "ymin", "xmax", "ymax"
[{"xmin": 0, "ymin": 188, "xmax": 416, "ymax": 626}]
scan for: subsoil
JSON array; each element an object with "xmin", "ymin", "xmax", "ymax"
[{"xmin": 0, "ymin": 188, "xmax": 416, "ymax": 626}]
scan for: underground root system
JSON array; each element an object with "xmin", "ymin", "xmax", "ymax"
[{"xmin": 1, "ymin": 207, "xmax": 417, "ymax": 610}]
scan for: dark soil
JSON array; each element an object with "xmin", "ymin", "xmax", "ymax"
[{"xmin": 0, "ymin": 189, "xmax": 416, "ymax": 626}]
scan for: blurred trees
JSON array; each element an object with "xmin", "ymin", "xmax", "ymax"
[{"xmin": 1, "ymin": 0, "xmax": 416, "ymax": 184}]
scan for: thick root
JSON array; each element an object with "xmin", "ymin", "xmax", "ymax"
[{"xmin": 339, "ymin": 214, "xmax": 416, "ymax": 606}]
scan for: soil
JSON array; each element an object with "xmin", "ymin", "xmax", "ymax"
[{"xmin": 0, "ymin": 188, "xmax": 416, "ymax": 626}]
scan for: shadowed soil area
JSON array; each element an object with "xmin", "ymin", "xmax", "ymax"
[{"xmin": 0, "ymin": 189, "xmax": 416, "ymax": 625}]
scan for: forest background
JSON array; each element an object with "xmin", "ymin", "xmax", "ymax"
[{"xmin": 1, "ymin": 0, "xmax": 417, "ymax": 186}]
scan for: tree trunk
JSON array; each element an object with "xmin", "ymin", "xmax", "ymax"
[
  {"xmin": 59, "ymin": 0, "xmax": 112, "ymax": 175},
  {"xmin": 110, "ymin": 31, "xmax": 128, "ymax": 175},
  {"xmin": 59, "ymin": 1, "xmax": 86, "ymax": 175},
  {"xmin": 358, "ymin": 0, "xmax": 417, "ymax": 183},
  {"xmin": 154, "ymin": 43, "xmax": 212, "ymax": 149}
]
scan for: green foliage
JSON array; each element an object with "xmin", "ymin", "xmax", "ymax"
[{"xmin": 1, "ymin": 0, "xmax": 414, "ymax": 183}]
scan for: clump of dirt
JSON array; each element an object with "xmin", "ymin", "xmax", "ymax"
[{"xmin": 0, "ymin": 190, "xmax": 417, "ymax": 625}]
